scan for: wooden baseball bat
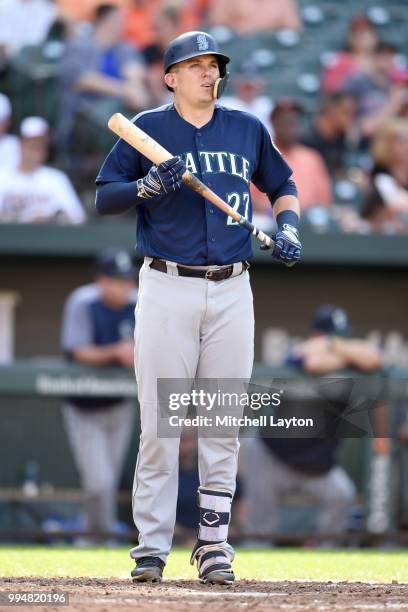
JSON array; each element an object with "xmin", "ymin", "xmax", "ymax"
[{"xmin": 107, "ymin": 113, "xmax": 274, "ymax": 250}]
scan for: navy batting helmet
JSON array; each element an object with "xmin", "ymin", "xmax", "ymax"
[
  {"xmin": 312, "ymin": 305, "xmax": 352, "ymax": 337},
  {"xmin": 163, "ymin": 31, "xmax": 230, "ymax": 97}
]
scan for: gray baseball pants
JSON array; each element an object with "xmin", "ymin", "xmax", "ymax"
[
  {"xmin": 131, "ymin": 259, "xmax": 254, "ymax": 563},
  {"xmin": 243, "ymin": 436, "xmax": 356, "ymax": 536},
  {"xmin": 63, "ymin": 400, "xmax": 135, "ymax": 534}
]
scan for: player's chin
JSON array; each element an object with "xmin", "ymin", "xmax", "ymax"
[
  {"xmin": 199, "ymin": 85, "xmax": 214, "ymax": 98},
  {"xmin": 197, "ymin": 91, "xmax": 214, "ymax": 104}
]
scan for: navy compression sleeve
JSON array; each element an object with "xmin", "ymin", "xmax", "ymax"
[
  {"xmin": 95, "ymin": 181, "xmax": 142, "ymax": 215},
  {"xmin": 267, "ymin": 178, "xmax": 298, "ymax": 205}
]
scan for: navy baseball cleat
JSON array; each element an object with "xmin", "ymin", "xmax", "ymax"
[
  {"xmin": 131, "ymin": 556, "xmax": 165, "ymax": 583},
  {"xmin": 191, "ymin": 542, "xmax": 235, "ymax": 585}
]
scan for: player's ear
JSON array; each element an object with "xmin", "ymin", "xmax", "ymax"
[{"xmin": 164, "ymin": 72, "xmax": 177, "ymax": 90}]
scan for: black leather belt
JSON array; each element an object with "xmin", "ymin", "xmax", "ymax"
[{"xmin": 149, "ymin": 258, "xmax": 247, "ymax": 281}]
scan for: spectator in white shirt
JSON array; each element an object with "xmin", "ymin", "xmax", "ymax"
[
  {"xmin": 0, "ymin": 116, "xmax": 86, "ymax": 224},
  {"xmin": 0, "ymin": 0, "xmax": 56, "ymax": 60},
  {"xmin": 0, "ymin": 94, "xmax": 21, "ymax": 169}
]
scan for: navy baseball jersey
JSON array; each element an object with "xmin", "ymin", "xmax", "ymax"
[
  {"xmin": 96, "ymin": 104, "xmax": 293, "ymax": 265},
  {"xmin": 62, "ymin": 283, "xmax": 137, "ymax": 409}
]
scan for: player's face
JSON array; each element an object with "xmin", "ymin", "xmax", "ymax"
[
  {"xmin": 98, "ymin": 276, "xmax": 135, "ymax": 308},
  {"xmin": 169, "ymin": 55, "xmax": 220, "ymax": 106}
]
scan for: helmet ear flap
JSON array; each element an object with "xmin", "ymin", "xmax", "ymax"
[{"xmin": 213, "ymin": 70, "xmax": 229, "ymax": 99}]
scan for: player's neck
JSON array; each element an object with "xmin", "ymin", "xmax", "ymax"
[{"xmin": 173, "ymin": 99, "xmax": 215, "ymax": 129}]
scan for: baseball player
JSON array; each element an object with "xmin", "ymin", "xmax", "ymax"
[
  {"xmin": 61, "ymin": 248, "xmax": 138, "ymax": 538},
  {"xmin": 96, "ymin": 31, "xmax": 301, "ymax": 584}
]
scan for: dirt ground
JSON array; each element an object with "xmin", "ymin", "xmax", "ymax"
[{"xmin": 1, "ymin": 577, "xmax": 408, "ymax": 612}]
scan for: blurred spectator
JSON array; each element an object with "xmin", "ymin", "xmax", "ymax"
[
  {"xmin": 222, "ymin": 61, "xmax": 273, "ymax": 134},
  {"xmin": 61, "ymin": 248, "xmax": 138, "ymax": 538},
  {"xmin": 361, "ymin": 119, "xmax": 408, "ymax": 233},
  {"xmin": 58, "ymin": 3, "xmax": 148, "ymax": 151},
  {"xmin": 0, "ymin": 117, "xmax": 85, "ymax": 223},
  {"xmin": 252, "ymin": 99, "xmax": 332, "ymax": 214},
  {"xmin": 244, "ymin": 306, "xmax": 382, "ymax": 542},
  {"xmin": 124, "ymin": 0, "xmax": 206, "ymax": 50},
  {"xmin": 289, "ymin": 305, "xmax": 382, "ymax": 374},
  {"xmin": 57, "ymin": 0, "xmax": 127, "ymax": 24},
  {"xmin": 302, "ymin": 93, "xmax": 357, "ymax": 178},
  {"xmin": 322, "ymin": 14, "xmax": 379, "ymax": 94},
  {"xmin": 142, "ymin": 5, "xmax": 184, "ymax": 106},
  {"xmin": 207, "ymin": 0, "xmax": 301, "ymax": 35},
  {"xmin": 124, "ymin": 0, "xmax": 165, "ymax": 50},
  {"xmin": 345, "ymin": 41, "xmax": 408, "ymax": 140},
  {"xmin": 0, "ymin": 94, "xmax": 21, "ymax": 170},
  {"xmin": 398, "ymin": 409, "xmax": 408, "ymax": 446},
  {"xmin": 271, "ymin": 99, "xmax": 332, "ymax": 208},
  {"xmin": 0, "ymin": 0, "xmax": 56, "ymax": 64},
  {"xmin": 395, "ymin": 404, "xmax": 408, "ymax": 530}
]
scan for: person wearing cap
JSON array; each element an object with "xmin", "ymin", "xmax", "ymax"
[
  {"xmin": 243, "ymin": 305, "xmax": 382, "ymax": 544},
  {"xmin": 291, "ymin": 305, "xmax": 382, "ymax": 374},
  {"xmin": 61, "ymin": 248, "xmax": 138, "ymax": 539},
  {"xmin": 96, "ymin": 30, "xmax": 301, "ymax": 584},
  {"xmin": 0, "ymin": 116, "xmax": 85, "ymax": 224},
  {"xmin": 0, "ymin": 93, "xmax": 20, "ymax": 170}
]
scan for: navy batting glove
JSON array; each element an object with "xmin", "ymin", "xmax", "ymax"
[
  {"xmin": 273, "ymin": 224, "xmax": 301, "ymax": 266},
  {"xmin": 261, "ymin": 224, "xmax": 301, "ymax": 266},
  {"xmin": 136, "ymin": 156, "xmax": 186, "ymax": 200}
]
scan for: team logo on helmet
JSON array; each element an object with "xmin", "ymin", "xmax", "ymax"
[{"xmin": 197, "ymin": 33, "xmax": 209, "ymax": 51}]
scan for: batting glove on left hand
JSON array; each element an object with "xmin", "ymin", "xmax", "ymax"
[
  {"xmin": 136, "ymin": 156, "xmax": 186, "ymax": 200},
  {"xmin": 261, "ymin": 224, "xmax": 301, "ymax": 266}
]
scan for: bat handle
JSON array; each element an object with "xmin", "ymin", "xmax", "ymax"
[{"xmin": 239, "ymin": 217, "xmax": 275, "ymax": 250}]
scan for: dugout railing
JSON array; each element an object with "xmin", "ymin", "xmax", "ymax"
[{"xmin": 0, "ymin": 360, "xmax": 407, "ymax": 544}]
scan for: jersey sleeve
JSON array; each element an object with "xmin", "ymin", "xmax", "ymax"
[
  {"xmin": 251, "ymin": 121, "xmax": 293, "ymax": 195},
  {"xmin": 61, "ymin": 289, "xmax": 94, "ymax": 353},
  {"xmin": 95, "ymin": 114, "xmax": 146, "ymax": 184}
]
